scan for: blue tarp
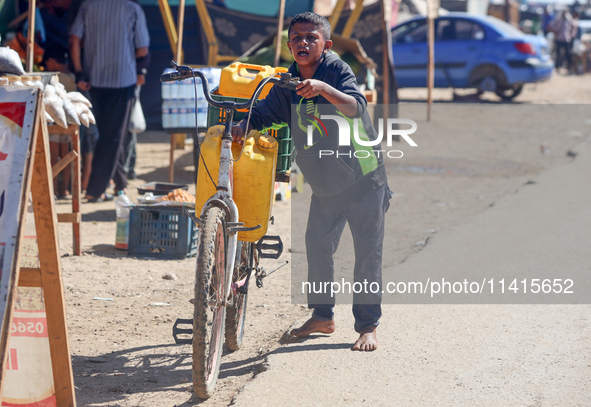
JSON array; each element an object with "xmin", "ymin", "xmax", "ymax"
[
  {"xmin": 223, "ymin": 0, "xmax": 313, "ymax": 17},
  {"xmin": 137, "ymin": 0, "xmax": 313, "ymax": 17}
]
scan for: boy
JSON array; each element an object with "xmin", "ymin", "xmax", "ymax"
[{"xmin": 232, "ymin": 12, "xmax": 390, "ymax": 351}]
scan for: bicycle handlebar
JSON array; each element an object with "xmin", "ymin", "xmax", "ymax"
[{"xmin": 160, "ymin": 62, "xmax": 300, "ymax": 113}]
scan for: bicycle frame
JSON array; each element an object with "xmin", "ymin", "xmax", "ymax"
[
  {"xmin": 201, "ymin": 110, "xmax": 239, "ymax": 299},
  {"xmin": 163, "ymin": 63, "xmax": 299, "ymax": 397},
  {"xmin": 161, "ymin": 63, "xmax": 298, "ymax": 298}
]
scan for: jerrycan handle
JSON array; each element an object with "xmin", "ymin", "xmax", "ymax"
[
  {"xmin": 236, "ymin": 63, "xmax": 275, "ymax": 80},
  {"xmin": 233, "ymin": 130, "xmax": 256, "ymax": 163}
]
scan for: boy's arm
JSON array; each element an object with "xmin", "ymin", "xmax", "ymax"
[
  {"xmin": 231, "ymin": 85, "xmax": 291, "ymax": 143},
  {"xmin": 295, "ymin": 79, "xmax": 359, "ymax": 117}
]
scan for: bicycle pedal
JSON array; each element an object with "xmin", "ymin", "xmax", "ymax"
[
  {"xmin": 256, "ymin": 275, "xmax": 264, "ymax": 288},
  {"xmin": 172, "ymin": 318, "xmax": 193, "ymax": 345},
  {"xmin": 256, "ymin": 235, "xmax": 283, "ymax": 259}
]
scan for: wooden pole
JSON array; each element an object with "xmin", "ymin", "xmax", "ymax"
[
  {"xmin": 341, "ymin": 0, "xmax": 365, "ymax": 39},
  {"xmin": 70, "ymin": 127, "xmax": 81, "ymax": 256},
  {"xmin": 176, "ymin": 0, "xmax": 186, "ymax": 64},
  {"xmin": 157, "ymin": 0, "xmax": 178, "ymax": 58},
  {"xmin": 427, "ymin": 16, "xmax": 434, "ymax": 122},
  {"xmin": 426, "ymin": 0, "xmax": 439, "ymax": 121},
  {"xmin": 171, "ymin": 0, "xmax": 186, "ymax": 182},
  {"xmin": 0, "ymin": 94, "xmax": 41, "ymax": 402},
  {"xmin": 31, "ymin": 101, "xmax": 76, "ymax": 406},
  {"xmin": 328, "ymin": 0, "xmax": 347, "ymax": 30},
  {"xmin": 274, "ymin": 0, "xmax": 286, "ymax": 68},
  {"xmin": 195, "ymin": 0, "xmax": 219, "ymax": 66},
  {"xmin": 26, "ymin": 0, "xmax": 36, "ymax": 72},
  {"xmin": 169, "ymin": 133, "xmax": 176, "ymax": 182}
]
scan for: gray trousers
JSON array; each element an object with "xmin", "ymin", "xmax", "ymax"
[{"xmin": 305, "ymin": 183, "xmax": 390, "ymax": 332}]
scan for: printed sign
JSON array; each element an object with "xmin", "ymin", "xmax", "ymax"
[
  {"xmin": 0, "ymin": 87, "xmax": 38, "ymax": 332},
  {"xmin": 0, "ymin": 87, "xmax": 48, "ymax": 406},
  {"xmin": 2, "ymin": 235, "xmax": 56, "ymax": 407},
  {"xmin": 2, "ymin": 287, "xmax": 55, "ymax": 407}
]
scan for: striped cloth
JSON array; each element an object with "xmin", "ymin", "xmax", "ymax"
[{"xmin": 70, "ymin": 0, "xmax": 150, "ymax": 88}]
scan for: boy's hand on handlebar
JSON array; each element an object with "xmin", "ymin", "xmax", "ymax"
[
  {"xmin": 296, "ymin": 79, "xmax": 326, "ymax": 99},
  {"xmin": 231, "ymin": 124, "xmax": 245, "ymax": 145}
]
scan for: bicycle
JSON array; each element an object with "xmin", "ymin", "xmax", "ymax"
[{"xmin": 161, "ymin": 62, "xmax": 299, "ymax": 399}]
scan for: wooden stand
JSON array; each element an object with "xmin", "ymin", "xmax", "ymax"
[
  {"xmin": 48, "ymin": 124, "xmax": 82, "ymax": 255},
  {"xmin": 168, "ymin": 132, "xmax": 189, "ymax": 183},
  {"xmin": 0, "ymin": 90, "xmax": 76, "ymax": 406}
]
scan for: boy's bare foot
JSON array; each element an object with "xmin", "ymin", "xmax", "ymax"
[
  {"xmin": 290, "ymin": 317, "xmax": 335, "ymax": 338},
  {"xmin": 352, "ymin": 327, "xmax": 378, "ymax": 351}
]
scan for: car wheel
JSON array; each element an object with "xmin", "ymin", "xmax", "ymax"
[
  {"xmin": 495, "ymin": 84, "xmax": 524, "ymax": 101},
  {"xmin": 479, "ymin": 76, "xmax": 498, "ymax": 93},
  {"xmin": 469, "ymin": 65, "xmax": 506, "ymax": 92}
]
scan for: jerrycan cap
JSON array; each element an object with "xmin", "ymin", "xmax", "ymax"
[{"xmin": 257, "ymin": 135, "xmax": 277, "ymax": 149}]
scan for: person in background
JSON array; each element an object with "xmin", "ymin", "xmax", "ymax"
[
  {"xmin": 570, "ymin": 11, "xmax": 583, "ymax": 75},
  {"xmin": 69, "ymin": 0, "xmax": 150, "ymax": 202},
  {"xmin": 549, "ymin": 9, "xmax": 577, "ymax": 73},
  {"xmin": 79, "ymin": 98, "xmax": 99, "ymax": 192},
  {"xmin": 542, "ymin": 5, "xmax": 555, "ymax": 37},
  {"xmin": 39, "ymin": 0, "xmax": 72, "ymax": 52}
]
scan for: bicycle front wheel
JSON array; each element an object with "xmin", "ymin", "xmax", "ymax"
[
  {"xmin": 225, "ymin": 241, "xmax": 252, "ymax": 351},
  {"xmin": 193, "ymin": 206, "xmax": 227, "ymax": 399}
]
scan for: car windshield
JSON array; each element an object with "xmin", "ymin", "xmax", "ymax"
[{"xmin": 485, "ymin": 16, "xmax": 526, "ymax": 37}]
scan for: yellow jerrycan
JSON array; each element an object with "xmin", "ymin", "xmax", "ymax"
[
  {"xmin": 196, "ymin": 125, "xmax": 278, "ymax": 242},
  {"xmin": 217, "ymin": 62, "xmax": 288, "ymax": 99}
]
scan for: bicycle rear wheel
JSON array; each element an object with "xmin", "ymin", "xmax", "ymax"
[
  {"xmin": 193, "ymin": 206, "xmax": 227, "ymax": 399},
  {"xmin": 225, "ymin": 241, "xmax": 252, "ymax": 351}
]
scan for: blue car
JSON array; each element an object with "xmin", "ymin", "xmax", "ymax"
[{"xmin": 391, "ymin": 13, "xmax": 553, "ymax": 100}]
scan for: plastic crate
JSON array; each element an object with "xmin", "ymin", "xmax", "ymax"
[
  {"xmin": 206, "ymin": 91, "xmax": 294, "ymax": 174},
  {"xmin": 128, "ymin": 206, "xmax": 198, "ymax": 259}
]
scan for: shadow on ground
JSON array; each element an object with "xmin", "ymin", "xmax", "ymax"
[
  {"xmin": 86, "ymin": 244, "xmax": 129, "ymax": 258},
  {"xmin": 72, "ymin": 341, "xmax": 271, "ymax": 406},
  {"xmin": 82, "ymin": 210, "xmax": 114, "ymax": 223},
  {"xmin": 73, "ymin": 343, "xmax": 193, "ymax": 406}
]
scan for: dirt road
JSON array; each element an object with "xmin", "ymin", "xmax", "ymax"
[{"xmin": 54, "ymin": 73, "xmax": 590, "ymax": 406}]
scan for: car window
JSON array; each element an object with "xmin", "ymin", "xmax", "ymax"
[
  {"xmin": 436, "ymin": 19, "xmax": 485, "ymax": 41},
  {"xmin": 456, "ymin": 20, "xmax": 485, "ymax": 40},
  {"xmin": 436, "ymin": 19, "xmax": 455, "ymax": 41},
  {"xmin": 392, "ymin": 20, "xmax": 427, "ymax": 44}
]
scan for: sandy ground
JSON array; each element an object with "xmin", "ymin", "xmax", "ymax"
[{"xmin": 51, "ymin": 73, "xmax": 591, "ymax": 406}]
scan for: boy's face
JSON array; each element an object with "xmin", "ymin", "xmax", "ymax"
[{"xmin": 287, "ymin": 22, "xmax": 332, "ymax": 69}]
